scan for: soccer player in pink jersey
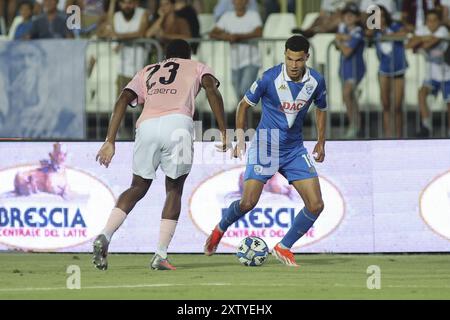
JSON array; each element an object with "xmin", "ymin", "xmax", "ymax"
[{"xmin": 93, "ymin": 39, "xmax": 228, "ymax": 271}]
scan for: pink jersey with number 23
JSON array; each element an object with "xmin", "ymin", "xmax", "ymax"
[{"xmin": 125, "ymin": 58, "xmax": 218, "ymax": 128}]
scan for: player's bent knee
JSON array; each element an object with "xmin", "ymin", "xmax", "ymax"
[
  {"xmin": 239, "ymin": 200, "xmax": 258, "ymax": 214},
  {"xmin": 307, "ymin": 200, "xmax": 325, "ymax": 216}
]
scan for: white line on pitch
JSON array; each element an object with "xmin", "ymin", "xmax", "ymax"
[
  {"xmin": 0, "ymin": 283, "xmax": 232, "ymax": 292},
  {"xmin": 2, "ymin": 282, "xmax": 450, "ymax": 292}
]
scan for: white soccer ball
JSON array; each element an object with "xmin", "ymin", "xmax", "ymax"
[{"xmin": 236, "ymin": 236, "xmax": 269, "ymax": 267}]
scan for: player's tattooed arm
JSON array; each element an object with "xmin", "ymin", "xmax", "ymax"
[
  {"xmin": 96, "ymin": 90, "xmax": 136, "ymax": 168},
  {"xmin": 313, "ymin": 108, "xmax": 326, "ymax": 163}
]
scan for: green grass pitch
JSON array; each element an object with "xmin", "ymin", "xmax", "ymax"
[{"xmin": 0, "ymin": 253, "xmax": 449, "ymax": 299}]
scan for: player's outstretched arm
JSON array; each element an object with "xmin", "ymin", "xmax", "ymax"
[
  {"xmin": 202, "ymin": 74, "xmax": 229, "ymax": 152},
  {"xmin": 96, "ymin": 90, "xmax": 135, "ymax": 168},
  {"xmin": 313, "ymin": 108, "xmax": 327, "ymax": 163},
  {"xmin": 234, "ymin": 99, "xmax": 252, "ymax": 160}
]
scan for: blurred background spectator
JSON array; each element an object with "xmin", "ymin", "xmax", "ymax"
[
  {"xmin": 8, "ymin": 1, "xmax": 34, "ymax": 39},
  {"xmin": 407, "ymin": 9, "xmax": 450, "ymax": 138},
  {"xmin": 293, "ymin": 0, "xmax": 354, "ymax": 38},
  {"xmin": 145, "ymin": 0, "xmax": 191, "ymax": 49},
  {"xmin": 335, "ymin": 2, "xmax": 366, "ymax": 139},
  {"xmin": 402, "ymin": 0, "xmax": 441, "ymax": 32},
  {"xmin": 213, "ymin": 0, "xmax": 257, "ymax": 21},
  {"xmin": 26, "ymin": 0, "xmax": 73, "ymax": 39},
  {"xmin": 175, "ymin": 0, "xmax": 200, "ymax": 53},
  {"xmin": 111, "ymin": 0, "xmax": 148, "ymax": 93},
  {"xmin": 210, "ymin": 0, "xmax": 262, "ymax": 101},
  {"xmin": 374, "ymin": 5, "xmax": 408, "ymax": 138}
]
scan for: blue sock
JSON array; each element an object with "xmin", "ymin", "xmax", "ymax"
[
  {"xmin": 218, "ymin": 200, "xmax": 243, "ymax": 232},
  {"xmin": 281, "ymin": 207, "xmax": 318, "ymax": 249}
]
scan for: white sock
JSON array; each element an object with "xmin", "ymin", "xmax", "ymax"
[
  {"xmin": 156, "ymin": 219, "xmax": 178, "ymax": 259},
  {"xmin": 423, "ymin": 118, "xmax": 432, "ymax": 130},
  {"xmin": 101, "ymin": 208, "xmax": 127, "ymax": 242}
]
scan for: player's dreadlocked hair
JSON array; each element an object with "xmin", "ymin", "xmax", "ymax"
[
  {"xmin": 285, "ymin": 35, "xmax": 310, "ymax": 54},
  {"xmin": 166, "ymin": 39, "xmax": 192, "ymax": 59}
]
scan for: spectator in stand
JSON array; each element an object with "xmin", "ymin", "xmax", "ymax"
[
  {"xmin": 9, "ymin": 1, "xmax": 34, "ymax": 40},
  {"xmin": 359, "ymin": 0, "xmax": 398, "ymax": 33},
  {"xmin": 145, "ymin": 0, "xmax": 191, "ymax": 49},
  {"xmin": 210, "ymin": 0, "xmax": 262, "ymax": 101},
  {"xmin": 374, "ymin": 5, "xmax": 408, "ymax": 138},
  {"xmin": 407, "ymin": 9, "xmax": 450, "ymax": 138},
  {"xmin": 292, "ymin": 0, "xmax": 355, "ymax": 38},
  {"xmin": 26, "ymin": 0, "xmax": 73, "ymax": 39},
  {"xmin": 110, "ymin": 0, "xmax": 149, "ymax": 96},
  {"xmin": 34, "ymin": 0, "xmax": 67, "ymax": 13},
  {"xmin": 402, "ymin": 0, "xmax": 441, "ymax": 32},
  {"xmin": 175, "ymin": 0, "xmax": 200, "ymax": 53},
  {"xmin": 213, "ymin": 0, "xmax": 258, "ymax": 21},
  {"xmin": 335, "ymin": 2, "xmax": 366, "ymax": 139}
]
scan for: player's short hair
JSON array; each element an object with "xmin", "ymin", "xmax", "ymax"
[
  {"xmin": 166, "ymin": 39, "xmax": 192, "ymax": 59},
  {"xmin": 285, "ymin": 35, "xmax": 310, "ymax": 54},
  {"xmin": 426, "ymin": 8, "xmax": 443, "ymax": 21}
]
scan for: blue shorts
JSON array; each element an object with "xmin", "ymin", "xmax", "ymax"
[
  {"xmin": 340, "ymin": 64, "xmax": 366, "ymax": 85},
  {"xmin": 244, "ymin": 147, "xmax": 318, "ymax": 184},
  {"xmin": 424, "ymin": 80, "xmax": 450, "ymax": 102}
]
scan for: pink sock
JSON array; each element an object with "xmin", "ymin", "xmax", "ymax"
[
  {"xmin": 156, "ymin": 219, "xmax": 178, "ymax": 259},
  {"xmin": 101, "ymin": 208, "xmax": 127, "ymax": 242}
]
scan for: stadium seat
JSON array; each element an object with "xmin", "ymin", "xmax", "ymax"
[
  {"xmin": 198, "ymin": 14, "xmax": 215, "ymax": 37},
  {"xmin": 85, "ymin": 41, "xmax": 121, "ymax": 113},
  {"xmin": 263, "ymin": 13, "xmax": 297, "ymax": 38},
  {"xmin": 260, "ymin": 13, "xmax": 297, "ymax": 75},
  {"xmin": 196, "ymin": 40, "xmax": 238, "ymax": 114},
  {"xmin": 301, "ymin": 12, "xmax": 320, "ymax": 30}
]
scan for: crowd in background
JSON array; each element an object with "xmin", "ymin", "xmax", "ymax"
[{"xmin": 1, "ymin": 0, "xmax": 450, "ymax": 139}]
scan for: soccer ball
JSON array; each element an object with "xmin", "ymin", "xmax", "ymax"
[{"xmin": 236, "ymin": 236, "xmax": 269, "ymax": 266}]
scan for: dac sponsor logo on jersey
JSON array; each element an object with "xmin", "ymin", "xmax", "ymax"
[
  {"xmin": 420, "ymin": 170, "xmax": 450, "ymax": 241},
  {"xmin": 279, "ymin": 100, "xmax": 307, "ymax": 115},
  {"xmin": 0, "ymin": 143, "xmax": 115, "ymax": 251},
  {"xmin": 190, "ymin": 167, "xmax": 345, "ymax": 250}
]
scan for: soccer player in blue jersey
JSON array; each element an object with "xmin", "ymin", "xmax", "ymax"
[{"xmin": 204, "ymin": 35, "xmax": 328, "ymax": 267}]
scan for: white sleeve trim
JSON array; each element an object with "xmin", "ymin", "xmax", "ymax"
[{"xmin": 244, "ymin": 95, "xmax": 257, "ymax": 107}]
